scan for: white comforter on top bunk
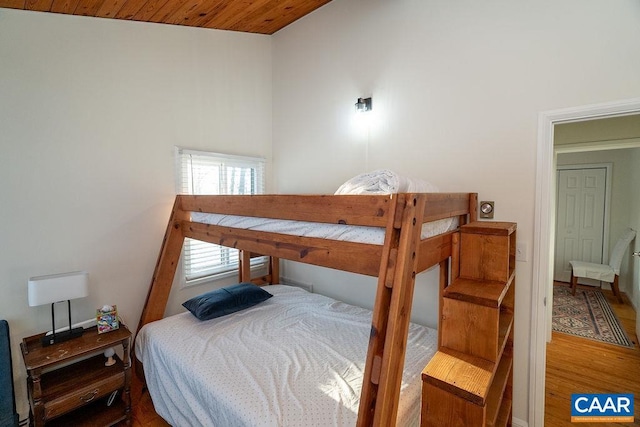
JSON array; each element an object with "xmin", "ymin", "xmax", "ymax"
[
  {"xmin": 190, "ymin": 170, "xmax": 456, "ymax": 244},
  {"xmin": 333, "ymin": 169, "xmax": 439, "ymax": 195},
  {"xmin": 136, "ymin": 285, "xmax": 438, "ymax": 427}
]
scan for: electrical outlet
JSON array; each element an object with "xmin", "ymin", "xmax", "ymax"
[{"xmin": 516, "ymin": 242, "xmax": 527, "ymax": 262}]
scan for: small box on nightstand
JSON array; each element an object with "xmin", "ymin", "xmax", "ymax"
[{"xmin": 97, "ymin": 305, "xmax": 119, "ymax": 334}]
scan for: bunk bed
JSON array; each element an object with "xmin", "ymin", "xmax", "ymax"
[{"xmin": 134, "ymin": 184, "xmax": 478, "ymax": 426}]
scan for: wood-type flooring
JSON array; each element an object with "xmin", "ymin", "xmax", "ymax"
[{"xmin": 545, "ymin": 283, "xmax": 639, "ymax": 426}]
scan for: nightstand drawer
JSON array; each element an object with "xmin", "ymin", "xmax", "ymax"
[{"xmin": 44, "ymin": 372, "xmax": 124, "ymax": 420}]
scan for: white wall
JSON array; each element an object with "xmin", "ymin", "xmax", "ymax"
[
  {"xmin": 557, "ymin": 149, "xmax": 640, "ymax": 293},
  {"xmin": 0, "ymin": 9, "xmax": 271, "ymax": 419},
  {"xmin": 272, "ymin": 0, "xmax": 640, "ymax": 423}
]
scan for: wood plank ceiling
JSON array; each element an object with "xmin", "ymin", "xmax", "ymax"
[{"xmin": 0, "ymin": 0, "xmax": 332, "ymax": 34}]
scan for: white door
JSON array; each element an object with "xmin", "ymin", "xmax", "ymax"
[{"xmin": 554, "ymin": 167, "xmax": 607, "ymax": 284}]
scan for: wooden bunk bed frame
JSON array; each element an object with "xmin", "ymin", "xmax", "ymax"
[{"xmin": 136, "ymin": 192, "xmax": 478, "ymax": 427}]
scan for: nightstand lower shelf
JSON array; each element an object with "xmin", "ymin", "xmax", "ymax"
[
  {"xmin": 35, "ymin": 354, "xmax": 125, "ymax": 421},
  {"xmin": 46, "ymin": 396, "xmax": 127, "ymax": 427}
]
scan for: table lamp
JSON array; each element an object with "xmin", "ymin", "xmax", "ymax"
[{"xmin": 28, "ymin": 271, "xmax": 89, "ymax": 346}]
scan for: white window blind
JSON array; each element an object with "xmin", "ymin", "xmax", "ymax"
[{"xmin": 176, "ymin": 148, "xmax": 265, "ymax": 282}]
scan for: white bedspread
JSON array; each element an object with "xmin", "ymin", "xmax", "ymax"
[
  {"xmin": 334, "ymin": 169, "xmax": 439, "ymax": 195},
  {"xmin": 136, "ymin": 285, "xmax": 437, "ymax": 427}
]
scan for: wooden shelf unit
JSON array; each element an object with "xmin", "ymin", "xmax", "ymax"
[{"xmin": 422, "ymin": 221, "xmax": 515, "ymax": 427}]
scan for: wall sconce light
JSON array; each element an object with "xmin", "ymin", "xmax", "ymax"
[
  {"xmin": 28, "ymin": 271, "xmax": 89, "ymax": 346},
  {"xmin": 355, "ymin": 97, "xmax": 372, "ymax": 112}
]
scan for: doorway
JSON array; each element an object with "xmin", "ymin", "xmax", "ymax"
[{"xmin": 530, "ymin": 98, "xmax": 640, "ymax": 427}]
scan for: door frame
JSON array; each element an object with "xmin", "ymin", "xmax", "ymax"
[
  {"xmin": 554, "ymin": 163, "xmax": 612, "ymax": 282},
  {"xmin": 530, "ymin": 97, "xmax": 640, "ymax": 427}
]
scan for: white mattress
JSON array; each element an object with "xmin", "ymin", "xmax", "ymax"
[
  {"xmin": 191, "ymin": 212, "xmax": 456, "ymax": 245},
  {"xmin": 136, "ymin": 285, "xmax": 437, "ymax": 427}
]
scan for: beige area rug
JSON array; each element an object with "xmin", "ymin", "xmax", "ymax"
[{"xmin": 552, "ymin": 285, "xmax": 633, "ymax": 348}]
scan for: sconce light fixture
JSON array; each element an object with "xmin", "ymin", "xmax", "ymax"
[
  {"xmin": 28, "ymin": 271, "xmax": 89, "ymax": 346},
  {"xmin": 355, "ymin": 97, "xmax": 372, "ymax": 113}
]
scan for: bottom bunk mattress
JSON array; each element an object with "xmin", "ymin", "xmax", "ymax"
[{"xmin": 135, "ymin": 285, "xmax": 437, "ymax": 427}]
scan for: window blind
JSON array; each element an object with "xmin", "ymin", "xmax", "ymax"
[{"xmin": 176, "ymin": 148, "xmax": 265, "ymax": 282}]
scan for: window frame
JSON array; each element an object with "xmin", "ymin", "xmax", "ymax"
[{"xmin": 175, "ymin": 147, "xmax": 266, "ymax": 287}]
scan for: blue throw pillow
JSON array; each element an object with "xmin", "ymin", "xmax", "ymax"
[{"xmin": 182, "ymin": 283, "xmax": 273, "ymax": 321}]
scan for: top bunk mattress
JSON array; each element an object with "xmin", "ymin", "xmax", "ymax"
[
  {"xmin": 190, "ymin": 212, "xmax": 457, "ymax": 245},
  {"xmin": 189, "ymin": 170, "xmax": 461, "ymax": 245},
  {"xmin": 135, "ymin": 285, "xmax": 438, "ymax": 427}
]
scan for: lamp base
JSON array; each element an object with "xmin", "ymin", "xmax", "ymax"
[{"xmin": 41, "ymin": 327, "xmax": 84, "ymax": 346}]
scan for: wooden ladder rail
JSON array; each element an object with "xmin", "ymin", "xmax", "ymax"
[
  {"xmin": 137, "ymin": 198, "xmax": 187, "ymax": 332},
  {"xmin": 357, "ymin": 194, "xmax": 427, "ymax": 427},
  {"xmin": 359, "ymin": 192, "xmax": 476, "ymax": 425},
  {"xmin": 133, "ymin": 198, "xmax": 187, "ymax": 387}
]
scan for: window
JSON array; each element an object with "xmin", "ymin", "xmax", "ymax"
[{"xmin": 176, "ymin": 148, "xmax": 265, "ymax": 284}]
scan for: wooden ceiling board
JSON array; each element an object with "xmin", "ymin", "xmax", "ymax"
[
  {"xmin": 200, "ymin": 0, "xmax": 254, "ymax": 30},
  {"xmin": 25, "ymin": 0, "xmax": 54, "ymax": 12},
  {"xmin": 0, "ymin": 0, "xmax": 333, "ymax": 34},
  {"xmin": 50, "ymin": 0, "xmax": 80, "ymax": 14},
  {"xmin": 113, "ymin": 0, "xmax": 147, "ymax": 20},
  {"xmin": 163, "ymin": 0, "xmax": 210, "ymax": 25},
  {"xmin": 2, "ymin": 0, "xmax": 24, "ymax": 9},
  {"xmin": 227, "ymin": 0, "xmax": 327, "ymax": 34},
  {"xmin": 131, "ymin": 0, "xmax": 171, "ymax": 21},
  {"xmin": 149, "ymin": 0, "xmax": 195, "ymax": 25},
  {"xmin": 147, "ymin": 0, "xmax": 188, "ymax": 23},
  {"xmin": 186, "ymin": 0, "xmax": 228, "ymax": 28},
  {"xmin": 227, "ymin": 0, "xmax": 286, "ymax": 32},
  {"xmin": 74, "ymin": 0, "xmax": 106, "ymax": 16},
  {"xmin": 206, "ymin": 0, "xmax": 262, "ymax": 31},
  {"xmin": 96, "ymin": 0, "xmax": 126, "ymax": 18}
]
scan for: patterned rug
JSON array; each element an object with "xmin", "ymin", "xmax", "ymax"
[{"xmin": 552, "ymin": 285, "xmax": 633, "ymax": 347}]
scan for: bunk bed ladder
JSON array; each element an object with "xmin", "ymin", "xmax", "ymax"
[
  {"xmin": 358, "ymin": 194, "xmax": 427, "ymax": 427},
  {"xmin": 422, "ymin": 221, "xmax": 516, "ymax": 427}
]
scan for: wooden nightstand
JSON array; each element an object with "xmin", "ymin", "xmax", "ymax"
[{"xmin": 20, "ymin": 325, "xmax": 131, "ymax": 427}]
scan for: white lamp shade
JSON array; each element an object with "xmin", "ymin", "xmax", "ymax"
[{"xmin": 28, "ymin": 271, "xmax": 89, "ymax": 306}]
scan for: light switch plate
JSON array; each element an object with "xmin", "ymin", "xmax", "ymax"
[{"xmin": 516, "ymin": 242, "xmax": 527, "ymax": 262}]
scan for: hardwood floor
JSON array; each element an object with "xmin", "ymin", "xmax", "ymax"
[
  {"xmin": 126, "ymin": 374, "xmax": 169, "ymax": 427},
  {"xmin": 545, "ymin": 283, "xmax": 640, "ymax": 426},
  {"xmin": 127, "ymin": 283, "xmax": 640, "ymax": 426}
]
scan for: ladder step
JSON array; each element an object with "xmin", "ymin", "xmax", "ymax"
[
  {"xmin": 461, "ymin": 221, "xmax": 517, "ymax": 236},
  {"xmin": 444, "ymin": 277, "xmax": 511, "ymax": 308},
  {"xmin": 422, "ymin": 349, "xmax": 495, "ymax": 406}
]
